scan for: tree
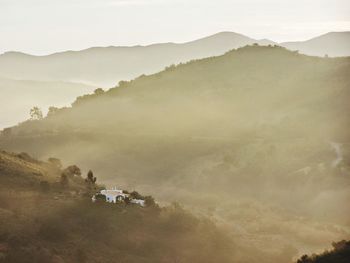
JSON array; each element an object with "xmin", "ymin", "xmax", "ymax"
[
  {"xmin": 94, "ymin": 88, "xmax": 104, "ymax": 95},
  {"xmin": 130, "ymin": 191, "xmax": 143, "ymax": 200},
  {"xmin": 85, "ymin": 170, "xmax": 97, "ymax": 193},
  {"xmin": 85, "ymin": 170, "xmax": 97, "ymax": 184},
  {"xmin": 144, "ymin": 196, "xmax": 156, "ymax": 207},
  {"xmin": 47, "ymin": 106, "xmax": 59, "ymax": 117},
  {"xmin": 29, "ymin": 106, "xmax": 43, "ymax": 120}
]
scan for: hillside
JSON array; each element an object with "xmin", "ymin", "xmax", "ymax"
[
  {"xmin": 0, "ymin": 150, "xmax": 236, "ymax": 263},
  {"xmin": 0, "ymin": 78, "xmax": 96, "ymax": 129},
  {"xmin": 5, "ymin": 45, "xmax": 349, "ymax": 139},
  {"xmin": 0, "ymin": 32, "xmax": 273, "ymax": 87},
  {"xmin": 0, "ymin": 151, "xmax": 60, "ymax": 189},
  {"xmin": 1, "ymin": 45, "xmax": 350, "ymax": 262},
  {"xmin": 281, "ymin": 32, "xmax": 350, "ymax": 57}
]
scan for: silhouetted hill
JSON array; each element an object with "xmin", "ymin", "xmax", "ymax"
[
  {"xmin": 1, "ymin": 32, "xmax": 349, "ymax": 88},
  {"xmin": 1, "ymin": 45, "xmax": 350, "ymax": 262},
  {"xmin": 281, "ymin": 32, "xmax": 350, "ymax": 57},
  {"xmin": 0, "ymin": 32, "xmax": 273, "ymax": 87}
]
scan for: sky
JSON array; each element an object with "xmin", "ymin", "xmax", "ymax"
[{"xmin": 0, "ymin": 0, "xmax": 349, "ymax": 55}]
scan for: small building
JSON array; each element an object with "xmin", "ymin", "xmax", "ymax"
[
  {"xmin": 100, "ymin": 189, "xmax": 129, "ymax": 203},
  {"xmin": 92, "ymin": 187, "xmax": 145, "ymax": 207}
]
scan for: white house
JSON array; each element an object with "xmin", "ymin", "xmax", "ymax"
[
  {"xmin": 100, "ymin": 188, "xmax": 129, "ymax": 203},
  {"xmin": 92, "ymin": 187, "xmax": 146, "ymax": 207}
]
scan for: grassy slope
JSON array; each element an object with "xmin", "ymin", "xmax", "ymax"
[{"xmin": 0, "ymin": 151, "xmax": 235, "ymax": 263}]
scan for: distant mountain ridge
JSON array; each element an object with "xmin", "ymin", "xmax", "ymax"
[
  {"xmin": 1, "ymin": 31, "xmax": 348, "ymax": 87},
  {"xmin": 281, "ymin": 31, "xmax": 350, "ymax": 57},
  {"xmin": 0, "ymin": 31, "xmax": 270, "ymax": 87}
]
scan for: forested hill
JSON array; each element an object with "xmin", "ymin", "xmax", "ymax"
[{"xmin": 6, "ymin": 45, "xmax": 350, "ymax": 141}]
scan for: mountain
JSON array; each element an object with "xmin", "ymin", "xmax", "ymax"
[
  {"xmin": 0, "ymin": 78, "xmax": 96, "ymax": 129},
  {"xmin": 1, "ymin": 32, "xmax": 349, "ymax": 88},
  {"xmin": 0, "ymin": 32, "xmax": 274, "ymax": 87},
  {"xmin": 1, "ymin": 45, "xmax": 350, "ymax": 262},
  {"xmin": 281, "ymin": 31, "xmax": 350, "ymax": 57}
]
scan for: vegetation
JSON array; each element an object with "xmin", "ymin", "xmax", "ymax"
[
  {"xmin": 0, "ymin": 150, "xmax": 235, "ymax": 263},
  {"xmin": 297, "ymin": 240, "xmax": 350, "ymax": 263},
  {"xmin": 29, "ymin": 106, "xmax": 43, "ymax": 120}
]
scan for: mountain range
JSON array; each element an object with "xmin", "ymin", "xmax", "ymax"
[{"xmin": 0, "ymin": 31, "xmax": 349, "ymax": 87}]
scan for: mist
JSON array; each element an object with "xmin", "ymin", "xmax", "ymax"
[
  {"xmin": 1, "ymin": 45, "xmax": 349, "ymax": 262},
  {"xmin": 1, "ymin": 0, "xmax": 350, "ymax": 261}
]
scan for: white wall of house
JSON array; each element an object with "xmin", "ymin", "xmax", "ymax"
[{"xmin": 93, "ymin": 188, "xmax": 146, "ymax": 207}]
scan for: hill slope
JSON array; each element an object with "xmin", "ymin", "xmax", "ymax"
[
  {"xmin": 0, "ymin": 150, "xmax": 236, "ymax": 263},
  {"xmin": 281, "ymin": 32, "xmax": 350, "ymax": 57},
  {"xmin": 1, "ymin": 45, "xmax": 350, "ymax": 262}
]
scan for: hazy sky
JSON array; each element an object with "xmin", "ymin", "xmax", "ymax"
[{"xmin": 1, "ymin": 0, "xmax": 349, "ymax": 55}]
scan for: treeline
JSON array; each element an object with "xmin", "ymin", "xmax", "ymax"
[{"xmin": 297, "ymin": 240, "xmax": 350, "ymax": 263}]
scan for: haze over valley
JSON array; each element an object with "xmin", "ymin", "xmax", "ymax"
[
  {"xmin": 2, "ymin": 44, "xmax": 350, "ymax": 262},
  {"xmin": 1, "ymin": 0, "xmax": 350, "ymax": 262}
]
